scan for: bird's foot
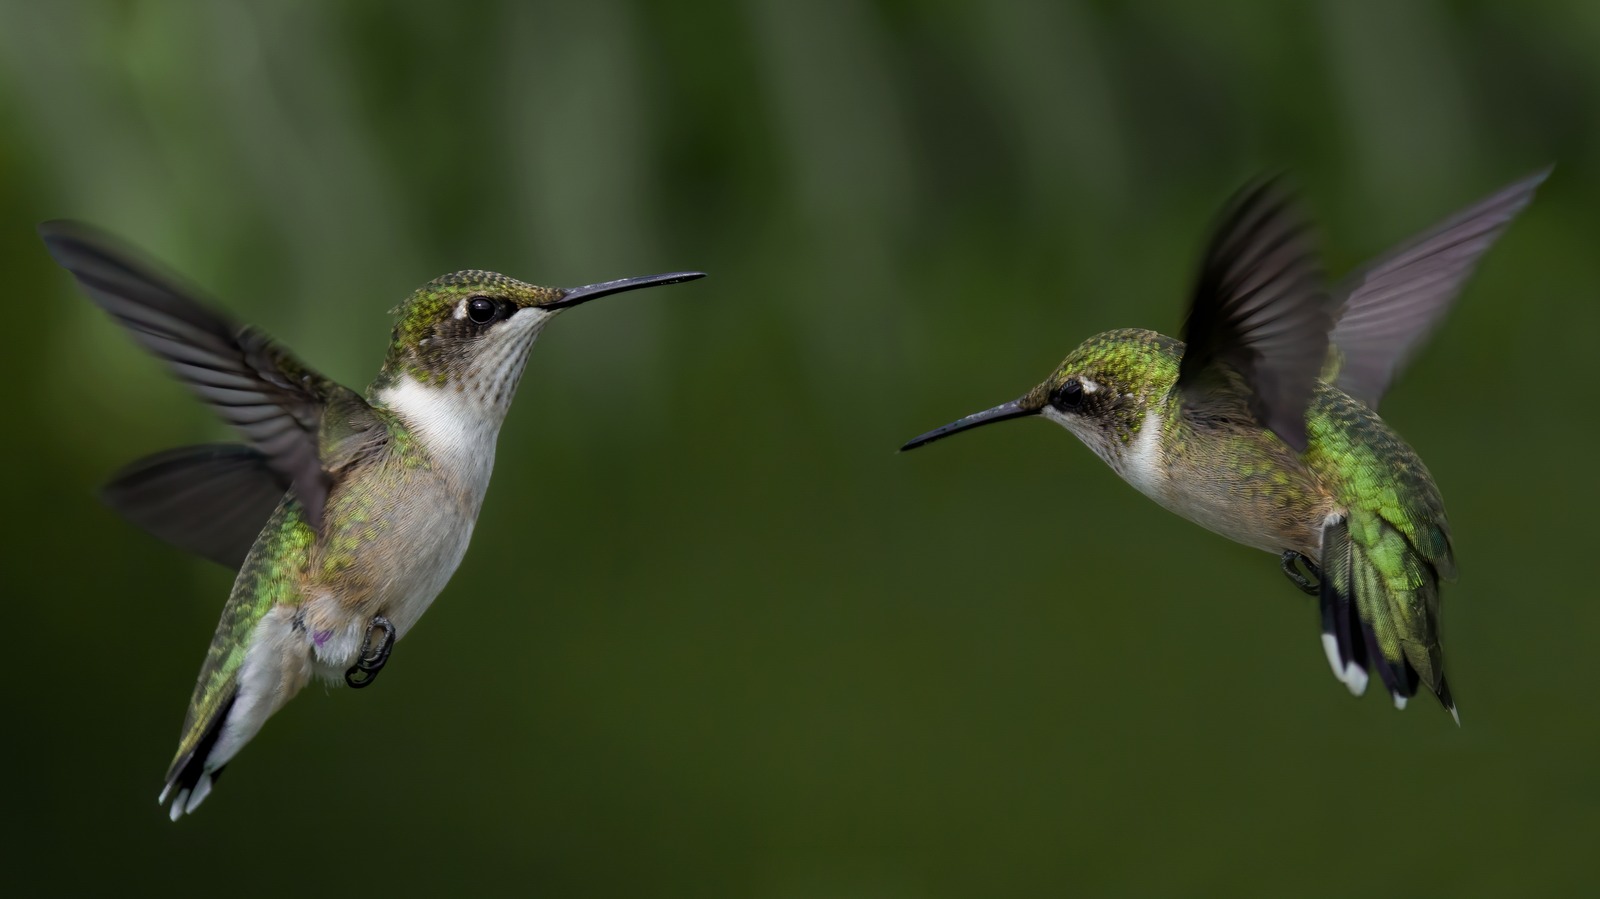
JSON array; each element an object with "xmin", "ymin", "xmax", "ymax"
[
  {"xmin": 1280, "ymin": 551, "xmax": 1322, "ymax": 596},
  {"xmin": 345, "ymin": 615, "xmax": 396, "ymax": 689}
]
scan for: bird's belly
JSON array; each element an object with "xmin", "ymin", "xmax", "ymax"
[
  {"xmin": 380, "ymin": 514, "xmax": 478, "ymax": 637},
  {"xmin": 1144, "ymin": 486, "xmax": 1316, "ymax": 556},
  {"xmin": 1127, "ymin": 457, "xmax": 1328, "ymax": 558},
  {"xmin": 302, "ymin": 482, "xmax": 482, "ymax": 676}
]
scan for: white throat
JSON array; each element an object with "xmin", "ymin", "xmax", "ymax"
[
  {"xmin": 376, "ymin": 374, "xmax": 505, "ymax": 495},
  {"xmin": 1040, "ymin": 405, "xmax": 1167, "ymax": 501},
  {"xmin": 374, "ymin": 306, "xmax": 553, "ymax": 496}
]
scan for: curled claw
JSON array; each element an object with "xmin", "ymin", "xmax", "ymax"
[
  {"xmin": 345, "ymin": 615, "xmax": 396, "ymax": 689},
  {"xmin": 1280, "ymin": 550, "xmax": 1322, "ymax": 596}
]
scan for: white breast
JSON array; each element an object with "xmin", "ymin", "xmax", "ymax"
[
  {"xmin": 365, "ymin": 373, "xmax": 513, "ymax": 639},
  {"xmin": 375, "ymin": 374, "xmax": 504, "ymax": 498}
]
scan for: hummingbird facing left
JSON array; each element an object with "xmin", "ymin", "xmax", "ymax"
[
  {"xmin": 41, "ymin": 222, "xmax": 703, "ymax": 819},
  {"xmin": 901, "ymin": 170, "xmax": 1548, "ymax": 720}
]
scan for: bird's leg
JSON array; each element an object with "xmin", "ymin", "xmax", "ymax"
[
  {"xmin": 345, "ymin": 615, "xmax": 396, "ymax": 689},
  {"xmin": 1280, "ymin": 551, "xmax": 1322, "ymax": 596}
]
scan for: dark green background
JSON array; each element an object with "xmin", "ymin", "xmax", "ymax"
[{"xmin": 3, "ymin": 1, "xmax": 1596, "ymax": 895}]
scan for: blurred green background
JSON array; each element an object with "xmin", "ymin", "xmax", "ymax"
[{"xmin": 2, "ymin": 1, "xmax": 1597, "ymax": 895}]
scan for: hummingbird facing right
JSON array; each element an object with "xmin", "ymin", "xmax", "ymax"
[
  {"xmin": 901, "ymin": 170, "xmax": 1549, "ymax": 720},
  {"xmin": 41, "ymin": 223, "xmax": 703, "ymax": 819}
]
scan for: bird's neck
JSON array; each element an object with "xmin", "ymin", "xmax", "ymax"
[
  {"xmin": 371, "ymin": 374, "xmax": 508, "ymax": 497},
  {"xmin": 1111, "ymin": 404, "xmax": 1173, "ymax": 499}
]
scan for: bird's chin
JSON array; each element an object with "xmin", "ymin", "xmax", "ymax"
[
  {"xmin": 490, "ymin": 307, "xmax": 557, "ymax": 358},
  {"xmin": 510, "ymin": 305, "xmax": 558, "ymax": 331},
  {"xmin": 1039, "ymin": 405, "xmax": 1088, "ymax": 439},
  {"xmin": 1040, "ymin": 406, "xmax": 1119, "ymax": 465}
]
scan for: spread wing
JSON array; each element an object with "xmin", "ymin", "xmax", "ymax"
[
  {"xmin": 1177, "ymin": 178, "xmax": 1338, "ymax": 452},
  {"xmin": 100, "ymin": 443, "xmax": 288, "ymax": 570},
  {"xmin": 40, "ymin": 220, "xmax": 375, "ymax": 530},
  {"xmin": 1327, "ymin": 167, "xmax": 1551, "ymax": 408}
]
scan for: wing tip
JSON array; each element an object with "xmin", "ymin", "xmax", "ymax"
[
  {"xmin": 1523, "ymin": 163, "xmax": 1555, "ymax": 188},
  {"xmin": 37, "ymin": 218, "xmax": 94, "ymax": 263},
  {"xmin": 1487, "ymin": 164, "xmax": 1554, "ymax": 219}
]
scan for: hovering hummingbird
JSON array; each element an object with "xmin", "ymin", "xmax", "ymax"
[
  {"xmin": 40, "ymin": 222, "xmax": 703, "ymax": 819},
  {"xmin": 900, "ymin": 170, "xmax": 1549, "ymax": 720}
]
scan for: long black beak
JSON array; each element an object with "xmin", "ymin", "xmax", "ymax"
[
  {"xmin": 544, "ymin": 271, "xmax": 706, "ymax": 309},
  {"xmin": 900, "ymin": 399, "xmax": 1037, "ymax": 451}
]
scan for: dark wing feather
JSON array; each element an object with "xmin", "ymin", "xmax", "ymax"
[
  {"xmin": 100, "ymin": 444, "xmax": 288, "ymax": 570},
  {"xmin": 39, "ymin": 220, "xmax": 371, "ymax": 529},
  {"xmin": 1178, "ymin": 179, "xmax": 1337, "ymax": 452},
  {"xmin": 1329, "ymin": 167, "xmax": 1551, "ymax": 408}
]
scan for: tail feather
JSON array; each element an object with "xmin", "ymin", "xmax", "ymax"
[
  {"xmin": 160, "ymin": 693, "xmax": 234, "ymax": 820},
  {"xmin": 1346, "ymin": 610, "xmax": 1371, "ymax": 692},
  {"xmin": 1359, "ymin": 619, "xmax": 1409, "ymax": 707},
  {"xmin": 1318, "ymin": 514, "xmax": 1455, "ymax": 721},
  {"xmin": 1318, "ymin": 522, "xmax": 1368, "ymax": 696},
  {"xmin": 1437, "ymin": 676, "xmax": 1460, "ymax": 725}
]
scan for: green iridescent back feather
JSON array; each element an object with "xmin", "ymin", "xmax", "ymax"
[
  {"xmin": 1303, "ymin": 388, "xmax": 1454, "ymax": 579},
  {"xmin": 1303, "ymin": 386, "xmax": 1454, "ymax": 692}
]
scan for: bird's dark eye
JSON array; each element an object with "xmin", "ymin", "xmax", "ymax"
[
  {"xmin": 1052, "ymin": 378, "xmax": 1085, "ymax": 411},
  {"xmin": 467, "ymin": 297, "xmax": 498, "ymax": 325}
]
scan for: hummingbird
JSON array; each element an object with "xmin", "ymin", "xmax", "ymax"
[
  {"xmin": 900, "ymin": 169, "xmax": 1549, "ymax": 720},
  {"xmin": 40, "ymin": 222, "xmax": 703, "ymax": 819}
]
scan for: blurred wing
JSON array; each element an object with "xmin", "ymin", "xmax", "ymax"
[
  {"xmin": 1328, "ymin": 167, "xmax": 1551, "ymax": 408},
  {"xmin": 101, "ymin": 443, "xmax": 287, "ymax": 570},
  {"xmin": 39, "ymin": 220, "xmax": 372, "ymax": 529},
  {"xmin": 1177, "ymin": 178, "xmax": 1336, "ymax": 452}
]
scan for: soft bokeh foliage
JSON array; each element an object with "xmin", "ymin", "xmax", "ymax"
[{"xmin": 2, "ymin": 1, "xmax": 1597, "ymax": 895}]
